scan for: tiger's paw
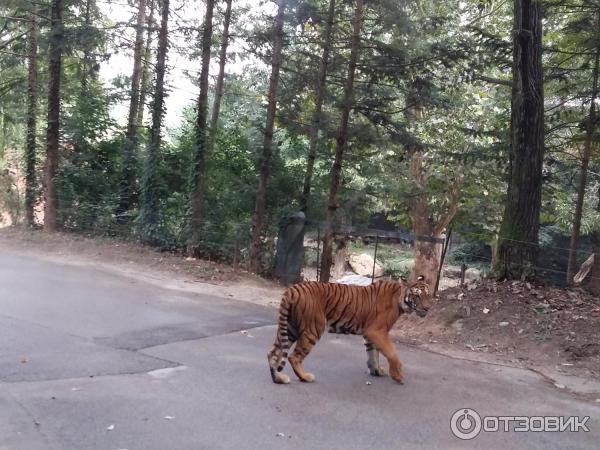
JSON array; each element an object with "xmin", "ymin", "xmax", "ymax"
[
  {"xmin": 299, "ymin": 372, "xmax": 315, "ymax": 383},
  {"xmin": 389, "ymin": 368, "xmax": 404, "ymax": 384},
  {"xmin": 369, "ymin": 367, "xmax": 387, "ymax": 377},
  {"xmin": 270, "ymin": 369, "xmax": 291, "ymax": 384}
]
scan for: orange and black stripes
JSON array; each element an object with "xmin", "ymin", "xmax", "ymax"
[{"xmin": 267, "ymin": 278, "xmax": 431, "ymax": 384}]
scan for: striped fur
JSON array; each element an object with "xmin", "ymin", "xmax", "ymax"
[{"xmin": 267, "ymin": 278, "xmax": 431, "ymax": 384}]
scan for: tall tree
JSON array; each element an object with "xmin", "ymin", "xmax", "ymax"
[
  {"xmin": 494, "ymin": 0, "xmax": 544, "ymax": 279},
  {"xmin": 300, "ymin": 0, "xmax": 336, "ymax": 213},
  {"xmin": 319, "ymin": 0, "xmax": 364, "ymax": 282},
  {"xmin": 248, "ymin": 0, "xmax": 287, "ymax": 273},
  {"xmin": 119, "ymin": 0, "xmax": 147, "ymax": 218},
  {"xmin": 189, "ymin": 0, "xmax": 215, "ymax": 256},
  {"xmin": 24, "ymin": 8, "xmax": 38, "ymax": 226},
  {"xmin": 210, "ymin": 0, "xmax": 232, "ymax": 131},
  {"xmin": 44, "ymin": 0, "xmax": 65, "ymax": 232},
  {"xmin": 566, "ymin": 10, "xmax": 600, "ymax": 283},
  {"xmin": 139, "ymin": 0, "xmax": 169, "ymax": 243},
  {"xmin": 137, "ymin": 0, "xmax": 155, "ymax": 129}
]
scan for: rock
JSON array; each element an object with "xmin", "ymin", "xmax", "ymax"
[
  {"xmin": 465, "ymin": 268, "xmax": 481, "ymax": 281},
  {"xmin": 348, "ymin": 253, "xmax": 384, "ymax": 277},
  {"xmin": 482, "ymin": 307, "xmax": 490, "ymax": 314},
  {"xmin": 499, "ymin": 321, "xmax": 510, "ymax": 327}
]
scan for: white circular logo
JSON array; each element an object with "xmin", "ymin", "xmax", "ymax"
[{"xmin": 450, "ymin": 408, "xmax": 482, "ymax": 440}]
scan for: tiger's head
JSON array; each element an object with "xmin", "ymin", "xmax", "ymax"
[{"xmin": 400, "ymin": 275, "xmax": 432, "ymax": 317}]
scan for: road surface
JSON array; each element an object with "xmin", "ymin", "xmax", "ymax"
[{"xmin": 0, "ymin": 249, "xmax": 598, "ymax": 449}]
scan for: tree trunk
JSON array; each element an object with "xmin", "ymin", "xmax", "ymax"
[
  {"xmin": 25, "ymin": 9, "xmax": 38, "ymax": 227},
  {"xmin": 319, "ymin": 0, "xmax": 364, "ymax": 282},
  {"xmin": 300, "ymin": 0, "xmax": 336, "ymax": 213},
  {"xmin": 494, "ymin": 0, "xmax": 544, "ymax": 280},
  {"xmin": 119, "ymin": 0, "xmax": 147, "ymax": 217},
  {"xmin": 210, "ymin": 0, "xmax": 232, "ymax": 132},
  {"xmin": 43, "ymin": 0, "xmax": 64, "ymax": 233},
  {"xmin": 248, "ymin": 0, "xmax": 287, "ymax": 273},
  {"xmin": 139, "ymin": 0, "xmax": 169, "ymax": 244},
  {"xmin": 188, "ymin": 0, "xmax": 215, "ymax": 256},
  {"xmin": 408, "ymin": 152, "xmax": 459, "ymax": 291},
  {"xmin": 566, "ymin": 11, "xmax": 599, "ymax": 284},
  {"xmin": 137, "ymin": 0, "xmax": 155, "ymax": 129}
]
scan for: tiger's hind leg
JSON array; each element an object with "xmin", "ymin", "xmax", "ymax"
[
  {"xmin": 288, "ymin": 333, "xmax": 320, "ymax": 382},
  {"xmin": 364, "ymin": 337, "xmax": 387, "ymax": 377},
  {"xmin": 267, "ymin": 343, "xmax": 291, "ymax": 384}
]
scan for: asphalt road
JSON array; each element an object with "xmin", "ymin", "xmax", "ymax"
[{"xmin": 0, "ymin": 250, "xmax": 598, "ymax": 450}]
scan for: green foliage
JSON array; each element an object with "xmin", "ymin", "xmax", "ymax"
[{"xmin": 0, "ymin": 0, "xmax": 598, "ymax": 283}]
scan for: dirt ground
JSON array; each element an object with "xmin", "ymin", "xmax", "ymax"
[
  {"xmin": 393, "ymin": 278, "xmax": 600, "ymax": 395},
  {"xmin": 2, "ymin": 227, "xmax": 599, "ymax": 397}
]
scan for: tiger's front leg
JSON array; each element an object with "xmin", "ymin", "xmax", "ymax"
[
  {"xmin": 363, "ymin": 337, "xmax": 386, "ymax": 377},
  {"xmin": 364, "ymin": 329, "xmax": 404, "ymax": 384}
]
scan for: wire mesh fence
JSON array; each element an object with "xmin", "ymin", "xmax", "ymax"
[{"xmin": 2, "ymin": 189, "xmax": 598, "ymax": 290}]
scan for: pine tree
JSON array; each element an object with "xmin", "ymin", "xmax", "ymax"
[
  {"xmin": 24, "ymin": 8, "xmax": 38, "ymax": 226},
  {"xmin": 248, "ymin": 0, "xmax": 287, "ymax": 273},
  {"xmin": 44, "ymin": 0, "xmax": 65, "ymax": 232},
  {"xmin": 320, "ymin": 0, "xmax": 364, "ymax": 282},
  {"xmin": 495, "ymin": 0, "xmax": 545, "ymax": 279},
  {"xmin": 139, "ymin": 0, "xmax": 170, "ymax": 243},
  {"xmin": 189, "ymin": 0, "xmax": 216, "ymax": 256}
]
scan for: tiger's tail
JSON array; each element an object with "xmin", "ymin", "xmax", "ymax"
[{"xmin": 267, "ymin": 291, "xmax": 293, "ymax": 384}]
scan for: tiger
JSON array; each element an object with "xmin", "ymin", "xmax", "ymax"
[{"xmin": 267, "ymin": 276, "xmax": 431, "ymax": 385}]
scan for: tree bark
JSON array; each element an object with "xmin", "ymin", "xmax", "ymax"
[
  {"xmin": 119, "ymin": 0, "xmax": 147, "ymax": 217},
  {"xmin": 43, "ymin": 0, "xmax": 64, "ymax": 233},
  {"xmin": 494, "ymin": 0, "xmax": 544, "ymax": 280},
  {"xmin": 188, "ymin": 0, "xmax": 215, "ymax": 256},
  {"xmin": 248, "ymin": 0, "xmax": 287, "ymax": 273},
  {"xmin": 139, "ymin": 0, "xmax": 169, "ymax": 244},
  {"xmin": 319, "ymin": 0, "xmax": 364, "ymax": 282},
  {"xmin": 300, "ymin": 0, "xmax": 336, "ymax": 214},
  {"xmin": 408, "ymin": 151, "xmax": 460, "ymax": 291},
  {"xmin": 566, "ymin": 10, "xmax": 599, "ymax": 284},
  {"xmin": 25, "ymin": 9, "xmax": 38, "ymax": 227},
  {"xmin": 210, "ymin": 0, "xmax": 232, "ymax": 132},
  {"xmin": 137, "ymin": 0, "xmax": 155, "ymax": 129}
]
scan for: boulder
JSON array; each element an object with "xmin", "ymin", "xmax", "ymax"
[{"xmin": 348, "ymin": 253, "xmax": 384, "ymax": 278}]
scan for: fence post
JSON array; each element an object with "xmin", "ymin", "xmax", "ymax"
[
  {"xmin": 434, "ymin": 228, "xmax": 452, "ymax": 296},
  {"xmin": 316, "ymin": 226, "xmax": 321, "ymax": 282},
  {"xmin": 372, "ymin": 234, "xmax": 379, "ymax": 283},
  {"xmin": 233, "ymin": 235, "xmax": 239, "ymax": 271}
]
